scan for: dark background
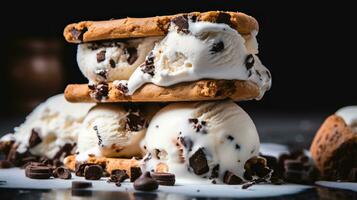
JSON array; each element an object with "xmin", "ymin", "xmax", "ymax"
[{"xmin": 0, "ymin": 1, "xmax": 356, "ymax": 143}]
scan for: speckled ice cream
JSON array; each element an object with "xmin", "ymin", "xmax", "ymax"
[
  {"xmin": 76, "ymin": 104, "xmax": 157, "ymax": 161},
  {"xmin": 141, "ymin": 100, "xmax": 260, "ymax": 183},
  {"xmin": 122, "ymin": 19, "xmax": 271, "ymax": 99},
  {"xmin": 77, "ymin": 37, "xmax": 162, "ymax": 83},
  {"xmin": 0, "ymin": 94, "xmax": 95, "ymax": 159}
]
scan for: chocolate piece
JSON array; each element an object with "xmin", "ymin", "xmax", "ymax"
[
  {"xmin": 25, "ymin": 164, "xmax": 52, "ymax": 179},
  {"xmin": 133, "ymin": 172, "xmax": 159, "ymax": 191},
  {"xmin": 130, "ymin": 167, "xmax": 142, "ymax": 182},
  {"xmin": 188, "ymin": 118, "xmax": 206, "ymax": 133},
  {"xmin": 235, "ymin": 144, "xmax": 241, "ymax": 150},
  {"xmin": 125, "ymin": 111, "xmax": 146, "ymax": 132},
  {"xmin": 110, "ymin": 169, "xmax": 129, "ymax": 183},
  {"xmin": 72, "ymin": 181, "xmax": 92, "ymax": 189},
  {"xmin": 115, "ymin": 82, "xmax": 129, "ymax": 94},
  {"xmin": 28, "ymin": 128, "xmax": 42, "ymax": 148},
  {"xmin": 210, "ymin": 41, "xmax": 224, "ymax": 54},
  {"xmin": 171, "ymin": 15, "xmax": 189, "ymax": 34},
  {"xmin": 179, "ymin": 136, "xmax": 193, "ymax": 152},
  {"xmin": 243, "ymin": 170, "xmax": 253, "ymax": 181},
  {"xmin": 188, "ymin": 118, "xmax": 198, "ymax": 124},
  {"xmin": 84, "ymin": 165, "xmax": 103, "ymax": 180},
  {"xmin": 227, "ymin": 135, "xmax": 234, "ymax": 141},
  {"xmin": 109, "ymin": 59, "xmax": 116, "ymax": 68},
  {"xmin": 141, "ymin": 52, "xmax": 155, "ymax": 76},
  {"xmin": 75, "ymin": 163, "xmax": 95, "ymax": 177},
  {"xmin": 96, "ymin": 50, "xmax": 106, "ymax": 63},
  {"xmin": 245, "ymin": 54, "xmax": 255, "ymax": 70},
  {"xmin": 7, "ymin": 144, "xmax": 27, "ymax": 166},
  {"xmin": 54, "ymin": 167, "xmax": 72, "ymax": 179},
  {"xmin": 70, "ymin": 27, "xmax": 87, "ymax": 41},
  {"xmin": 189, "ymin": 148, "xmax": 209, "ymax": 175},
  {"xmin": 89, "ymin": 83, "xmax": 109, "ymax": 101},
  {"xmin": 127, "ymin": 47, "xmax": 138, "ymax": 65},
  {"xmin": 210, "ymin": 164, "xmax": 220, "ymax": 179},
  {"xmin": 0, "ymin": 160, "xmax": 13, "ymax": 168},
  {"xmin": 223, "ymin": 171, "xmax": 243, "ymax": 185},
  {"xmin": 151, "ymin": 172, "xmax": 176, "ymax": 186}
]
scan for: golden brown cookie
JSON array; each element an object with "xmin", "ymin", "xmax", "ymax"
[
  {"xmin": 64, "ymin": 79, "xmax": 260, "ymax": 103},
  {"xmin": 310, "ymin": 115, "xmax": 357, "ymax": 181},
  {"xmin": 64, "ymin": 155, "xmax": 139, "ymax": 176},
  {"xmin": 64, "ymin": 11, "xmax": 258, "ymax": 43}
]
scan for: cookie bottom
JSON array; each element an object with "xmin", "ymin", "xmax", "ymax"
[{"xmin": 64, "ymin": 80, "xmax": 260, "ymax": 103}]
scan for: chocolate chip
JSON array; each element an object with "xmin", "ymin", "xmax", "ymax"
[
  {"xmin": 189, "ymin": 148, "xmax": 209, "ymax": 175},
  {"xmin": 75, "ymin": 163, "xmax": 95, "ymax": 177},
  {"xmin": 114, "ymin": 82, "xmax": 128, "ymax": 94},
  {"xmin": 171, "ymin": 15, "xmax": 189, "ymax": 34},
  {"xmin": 226, "ymin": 135, "xmax": 234, "ymax": 141},
  {"xmin": 72, "ymin": 181, "xmax": 92, "ymax": 189},
  {"xmin": 84, "ymin": 165, "xmax": 103, "ymax": 180},
  {"xmin": 210, "ymin": 164, "xmax": 220, "ymax": 179},
  {"xmin": 95, "ymin": 69, "xmax": 107, "ymax": 79},
  {"xmin": 133, "ymin": 172, "xmax": 159, "ymax": 191},
  {"xmin": 188, "ymin": 118, "xmax": 198, "ymax": 124},
  {"xmin": 245, "ymin": 54, "xmax": 255, "ymax": 70},
  {"xmin": 110, "ymin": 169, "xmax": 129, "ymax": 183},
  {"xmin": 96, "ymin": 50, "xmax": 106, "ymax": 63},
  {"xmin": 223, "ymin": 171, "xmax": 243, "ymax": 185},
  {"xmin": 90, "ymin": 83, "xmax": 109, "ymax": 101},
  {"xmin": 125, "ymin": 111, "xmax": 147, "ymax": 132},
  {"xmin": 54, "ymin": 167, "xmax": 72, "ymax": 179},
  {"xmin": 70, "ymin": 27, "xmax": 87, "ymax": 41},
  {"xmin": 235, "ymin": 144, "xmax": 241, "ymax": 150},
  {"xmin": 25, "ymin": 164, "xmax": 52, "ymax": 179},
  {"xmin": 127, "ymin": 47, "xmax": 138, "ymax": 65},
  {"xmin": 29, "ymin": 128, "xmax": 42, "ymax": 148},
  {"xmin": 109, "ymin": 59, "xmax": 116, "ymax": 68},
  {"xmin": 130, "ymin": 167, "xmax": 142, "ymax": 182},
  {"xmin": 151, "ymin": 172, "xmax": 176, "ymax": 186},
  {"xmin": 210, "ymin": 41, "xmax": 224, "ymax": 54},
  {"xmin": 141, "ymin": 52, "xmax": 155, "ymax": 76},
  {"xmin": 0, "ymin": 160, "xmax": 13, "ymax": 168},
  {"xmin": 216, "ymin": 13, "xmax": 234, "ymax": 28}
]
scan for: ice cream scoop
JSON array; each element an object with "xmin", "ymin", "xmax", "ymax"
[
  {"xmin": 141, "ymin": 100, "xmax": 260, "ymax": 183},
  {"xmin": 336, "ymin": 106, "xmax": 357, "ymax": 130},
  {"xmin": 0, "ymin": 94, "xmax": 95, "ymax": 159},
  {"xmin": 76, "ymin": 104, "xmax": 158, "ymax": 161},
  {"xmin": 122, "ymin": 18, "xmax": 271, "ymax": 99},
  {"xmin": 77, "ymin": 37, "xmax": 162, "ymax": 83}
]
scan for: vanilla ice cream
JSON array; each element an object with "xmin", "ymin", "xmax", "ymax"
[
  {"xmin": 336, "ymin": 106, "xmax": 357, "ymax": 130},
  {"xmin": 76, "ymin": 104, "xmax": 158, "ymax": 161},
  {"xmin": 120, "ymin": 19, "xmax": 271, "ymax": 99},
  {"xmin": 77, "ymin": 37, "xmax": 163, "ymax": 83},
  {"xmin": 0, "ymin": 94, "xmax": 95, "ymax": 159},
  {"xmin": 141, "ymin": 100, "xmax": 260, "ymax": 183}
]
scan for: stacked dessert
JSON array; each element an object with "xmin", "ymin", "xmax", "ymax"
[{"xmin": 1, "ymin": 11, "xmax": 274, "ymax": 188}]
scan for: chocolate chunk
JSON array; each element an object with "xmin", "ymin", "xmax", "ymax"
[
  {"xmin": 70, "ymin": 27, "xmax": 87, "ymax": 41},
  {"xmin": 216, "ymin": 13, "xmax": 232, "ymax": 26},
  {"xmin": 130, "ymin": 167, "xmax": 142, "ymax": 182},
  {"xmin": 171, "ymin": 15, "xmax": 189, "ymax": 34},
  {"xmin": 125, "ymin": 110, "xmax": 146, "ymax": 132},
  {"xmin": 189, "ymin": 148, "xmax": 209, "ymax": 175},
  {"xmin": 210, "ymin": 164, "xmax": 220, "ymax": 179},
  {"xmin": 141, "ymin": 52, "xmax": 155, "ymax": 76},
  {"xmin": 110, "ymin": 169, "xmax": 129, "ymax": 183},
  {"xmin": 115, "ymin": 82, "xmax": 129, "ymax": 94},
  {"xmin": 127, "ymin": 47, "xmax": 138, "ymax": 65},
  {"xmin": 109, "ymin": 59, "xmax": 116, "ymax": 68},
  {"xmin": 227, "ymin": 135, "xmax": 234, "ymax": 141},
  {"xmin": 29, "ymin": 128, "xmax": 42, "ymax": 148},
  {"xmin": 25, "ymin": 164, "xmax": 52, "ymax": 179},
  {"xmin": 96, "ymin": 50, "xmax": 106, "ymax": 63},
  {"xmin": 235, "ymin": 144, "xmax": 241, "ymax": 150},
  {"xmin": 244, "ymin": 170, "xmax": 253, "ymax": 181},
  {"xmin": 95, "ymin": 69, "xmax": 107, "ymax": 79},
  {"xmin": 84, "ymin": 165, "xmax": 103, "ymax": 180},
  {"xmin": 72, "ymin": 181, "xmax": 92, "ymax": 189},
  {"xmin": 89, "ymin": 82, "xmax": 109, "ymax": 101},
  {"xmin": 134, "ymin": 172, "xmax": 159, "ymax": 191},
  {"xmin": 245, "ymin": 54, "xmax": 255, "ymax": 70},
  {"xmin": 151, "ymin": 172, "xmax": 176, "ymax": 186},
  {"xmin": 179, "ymin": 136, "xmax": 193, "ymax": 152},
  {"xmin": 188, "ymin": 118, "xmax": 206, "ymax": 132},
  {"xmin": 75, "ymin": 163, "xmax": 94, "ymax": 177},
  {"xmin": 223, "ymin": 171, "xmax": 243, "ymax": 185},
  {"xmin": 0, "ymin": 160, "xmax": 13, "ymax": 168},
  {"xmin": 54, "ymin": 167, "xmax": 71, "ymax": 179},
  {"xmin": 210, "ymin": 41, "xmax": 224, "ymax": 54}
]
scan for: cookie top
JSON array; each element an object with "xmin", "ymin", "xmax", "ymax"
[{"xmin": 64, "ymin": 11, "xmax": 258, "ymax": 43}]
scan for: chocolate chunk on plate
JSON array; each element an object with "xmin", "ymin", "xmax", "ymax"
[
  {"xmin": 223, "ymin": 171, "xmax": 243, "ymax": 185},
  {"xmin": 84, "ymin": 165, "xmax": 103, "ymax": 180},
  {"xmin": 130, "ymin": 167, "xmax": 142, "ymax": 182},
  {"xmin": 134, "ymin": 172, "xmax": 159, "ymax": 191},
  {"xmin": 189, "ymin": 148, "xmax": 209, "ymax": 175},
  {"xmin": 151, "ymin": 172, "xmax": 176, "ymax": 186},
  {"xmin": 54, "ymin": 167, "xmax": 72, "ymax": 179}
]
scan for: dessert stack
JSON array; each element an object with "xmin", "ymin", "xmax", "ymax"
[{"xmin": 1, "ymin": 11, "xmax": 274, "ymax": 186}]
